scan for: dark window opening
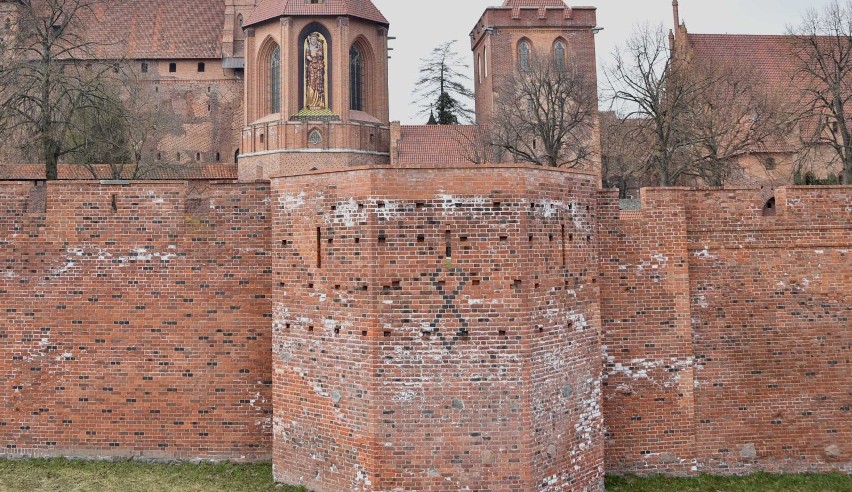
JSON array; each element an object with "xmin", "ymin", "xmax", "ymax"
[
  {"xmin": 269, "ymin": 45, "xmax": 281, "ymax": 114},
  {"xmin": 141, "ymin": 62, "xmax": 148, "ymax": 73},
  {"xmin": 554, "ymin": 40, "xmax": 566, "ymax": 71},
  {"xmin": 763, "ymin": 156, "xmax": 777, "ymax": 171},
  {"xmin": 215, "ymin": 152, "xmax": 220, "ymax": 162},
  {"xmin": 234, "ymin": 149, "xmax": 240, "ymax": 164},
  {"xmin": 762, "ymin": 197, "xmax": 776, "ymax": 217},
  {"xmin": 197, "ymin": 62, "xmax": 205, "ymax": 73},
  {"xmin": 518, "ymin": 41, "xmax": 531, "ymax": 72},
  {"xmin": 350, "ymin": 44, "xmax": 364, "ymax": 111},
  {"xmin": 169, "ymin": 62, "xmax": 177, "ymax": 73}
]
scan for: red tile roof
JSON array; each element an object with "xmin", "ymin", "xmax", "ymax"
[
  {"xmin": 0, "ymin": 164, "xmax": 238, "ymax": 181},
  {"xmin": 687, "ymin": 34, "xmax": 799, "ymax": 101},
  {"xmin": 80, "ymin": 0, "xmax": 225, "ymax": 60},
  {"xmin": 397, "ymin": 125, "xmax": 488, "ymax": 165},
  {"xmin": 502, "ymin": 0, "xmax": 568, "ymax": 7},
  {"xmin": 686, "ymin": 34, "xmax": 807, "ymax": 153},
  {"xmin": 245, "ymin": 0, "xmax": 388, "ymax": 28}
]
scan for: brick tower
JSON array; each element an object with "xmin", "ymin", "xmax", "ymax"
[
  {"xmin": 272, "ymin": 164, "xmax": 605, "ymax": 491},
  {"xmin": 470, "ymin": 0, "xmax": 599, "ymax": 128},
  {"xmin": 238, "ymin": 0, "xmax": 391, "ymax": 180}
]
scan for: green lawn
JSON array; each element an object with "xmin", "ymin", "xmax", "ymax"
[
  {"xmin": 0, "ymin": 459, "xmax": 849, "ymax": 492},
  {"xmin": 0, "ymin": 459, "xmax": 298, "ymax": 492},
  {"xmin": 606, "ymin": 473, "xmax": 852, "ymax": 492}
]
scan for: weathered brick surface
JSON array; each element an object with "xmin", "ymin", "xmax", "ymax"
[
  {"xmin": 0, "ymin": 174, "xmax": 847, "ymax": 487},
  {"xmin": 271, "ymin": 166, "xmax": 604, "ymax": 491},
  {"xmin": 0, "ymin": 181, "xmax": 272, "ymax": 460},
  {"xmin": 599, "ymin": 186, "xmax": 852, "ymax": 475}
]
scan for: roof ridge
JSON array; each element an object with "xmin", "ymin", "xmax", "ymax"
[{"xmin": 246, "ymin": 0, "xmax": 389, "ymax": 28}]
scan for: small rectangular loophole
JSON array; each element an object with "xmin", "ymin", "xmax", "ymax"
[{"xmin": 316, "ymin": 227, "xmax": 322, "ymax": 268}]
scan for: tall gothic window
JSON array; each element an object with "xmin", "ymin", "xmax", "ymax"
[
  {"xmin": 518, "ymin": 40, "xmax": 531, "ymax": 72},
  {"xmin": 350, "ymin": 44, "xmax": 363, "ymax": 111},
  {"xmin": 554, "ymin": 40, "xmax": 566, "ymax": 71},
  {"xmin": 270, "ymin": 45, "xmax": 281, "ymax": 114}
]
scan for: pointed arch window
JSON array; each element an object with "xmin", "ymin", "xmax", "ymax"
[
  {"xmin": 350, "ymin": 44, "xmax": 364, "ymax": 111},
  {"xmin": 518, "ymin": 40, "xmax": 531, "ymax": 72},
  {"xmin": 269, "ymin": 45, "xmax": 281, "ymax": 114},
  {"xmin": 554, "ymin": 40, "xmax": 566, "ymax": 71}
]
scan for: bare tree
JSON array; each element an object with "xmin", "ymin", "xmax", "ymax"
[
  {"xmin": 681, "ymin": 62, "xmax": 793, "ymax": 186},
  {"xmin": 0, "ymin": 0, "xmax": 123, "ymax": 179},
  {"xmin": 491, "ymin": 54, "xmax": 596, "ymax": 168},
  {"xmin": 600, "ymin": 112, "xmax": 653, "ymax": 197},
  {"xmin": 790, "ymin": 0, "xmax": 852, "ymax": 184},
  {"xmin": 451, "ymin": 125, "xmax": 503, "ymax": 165},
  {"xmin": 605, "ymin": 24, "xmax": 700, "ymax": 186},
  {"xmin": 68, "ymin": 68, "xmax": 172, "ymax": 180},
  {"xmin": 412, "ymin": 41, "xmax": 474, "ymax": 124}
]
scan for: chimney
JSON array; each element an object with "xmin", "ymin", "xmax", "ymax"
[{"xmin": 672, "ymin": 0, "xmax": 680, "ymax": 31}]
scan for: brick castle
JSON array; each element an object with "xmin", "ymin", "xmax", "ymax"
[{"xmin": 0, "ymin": 1, "xmax": 849, "ymax": 491}]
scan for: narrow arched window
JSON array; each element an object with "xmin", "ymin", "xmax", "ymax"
[
  {"xmin": 484, "ymin": 46, "xmax": 488, "ymax": 78},
  {"xmin": 350, "ymin": 44, "xmax": 363, "ymax": 111},
  {"xmin": 270, "ymin": 45, "xmax": 281, "ymax": 114},
  {"xmin": 554, "ymin": 40, "xmax": 566, "ymax": 71},
  {"xmin": 518, "ymin": 41, "xmax": 530, "ymax": 72}
]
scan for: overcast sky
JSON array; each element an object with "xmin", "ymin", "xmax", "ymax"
[{"xmin": 373, "ymin": 0, "xmax": 832, "ymax": 123}]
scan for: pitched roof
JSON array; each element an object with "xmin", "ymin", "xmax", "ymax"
[
  {"xmin": 685, "ymin": 33, "xmax": 807, "ymax": 153},
  {"xmin": 0, "ymin": 164, "xmax": 238, "ymax": 181},
  {"xmin": 82, "ymin": 0, "xmax": 225, "ymax": 60},
  {"xmin": 397, "ymin": 125, "xmax": 487, "ymax": 165},
  {"xmin": 245, "ymin": 0, "xmax": 388, "ymax": 28},
  {"xmin": 686, "ymin": 34, "xmax": 799, "ymax": 100},
  {"xmin": 501, "ymin": 0, "xmax": 568, "ymax": 7}
]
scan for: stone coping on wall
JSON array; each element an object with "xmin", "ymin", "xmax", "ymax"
[{"xmin": 266, "ymin": 162, "xmax": 602, "ymax": 181}]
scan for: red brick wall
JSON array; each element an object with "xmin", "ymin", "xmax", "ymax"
[
  {"xmin": 599, "ymin": 186, "xmax": 852, "ymax": 475},
  {"xmin": 0, "ymin": 174, "xmax": 847, "ymax": 484},
  {"xmin": 271, "ymin": 166, "xmax": 604, "ymax": 491},
  {"xmin": 0, "ymin": 181, "xmax": 272, "ymax": 461}
]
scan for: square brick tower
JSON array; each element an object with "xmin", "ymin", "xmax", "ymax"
[
  {"xmin": 272, "ymin": 165, "xmax": 605, "ymax": 491},
  {"xmin": 470, "ymin": 0, "xmax": 601, "ymax": 177},
  {"xmin": 471, "ymin": 0, "xmax": 599, "ymax": 127}
]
